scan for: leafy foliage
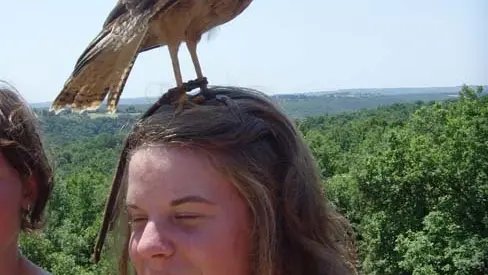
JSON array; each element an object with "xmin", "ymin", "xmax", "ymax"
[{"xmin": 20, "ymin": 85, "xmax": 487, "ymax": 274}]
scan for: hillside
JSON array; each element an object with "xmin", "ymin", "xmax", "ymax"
[{"xmin": 32, "ymin": 85, "xmax": 487, "ymax": 118}]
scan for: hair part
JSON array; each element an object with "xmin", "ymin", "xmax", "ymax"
[
  {"xmin": 0, "ymin": 81, "xmax": 53, "ymax": 230},
  {"xmin": 95, "ymin": 86, "xmax": 357, "ymax": 274}
]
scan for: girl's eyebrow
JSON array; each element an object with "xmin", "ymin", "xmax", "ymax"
[
  {"xmin": 170, "ymin": 195, "xmax": 216, "ymax": 206},
  {"xmin": 126, "ymin": 204, "xmax": 140, "ymax": 210},
  {"xmin": 125, "ymin": 195, "xmax": 216, "ymax": 210}
]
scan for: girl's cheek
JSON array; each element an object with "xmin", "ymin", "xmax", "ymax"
[
  {"xmin": 0, "ymin": 191, "xmax": 21, "ymax": 222},
  {"xmin": 128, "ymin": 231, "xmax": 143, "ymax": 271},
  {"xmin": 0, "ymin": 198, "xmax": 22, "ymax": 250}
]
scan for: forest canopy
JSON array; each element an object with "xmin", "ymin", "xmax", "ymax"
[{"xmin": 20, "ymin": 85, "xmax": 487, "ymax": 275}]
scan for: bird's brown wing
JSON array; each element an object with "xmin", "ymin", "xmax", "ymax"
[
  {"xmin": 102, "ymin": 0, "xmax": 177, "ymax": 55},
  {"xmin": 139, "ymin": 33, "xmax": 164, "ymax": 53},
  {"xmin": 103, "ymin": 1, "xmax": 127, "ymax": 27},
  {"xmin": 50, "ymin": 0, "xmax": 179, "ymax": 114},
  {"xmin": 137, "ymin": 0, "xmax": 181, "ymax": 52},
  {"xmin": 72, "ymin": 1, "xmax": 129, "ymax": 79},
  {"xmin": 50, "ymin": 10, "xmax": 150, "ymax": 113}
]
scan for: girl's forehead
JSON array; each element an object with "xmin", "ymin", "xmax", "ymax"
[
  {"xmin": 129, "ymin": 145, "xmax": 213, "ymax": 170},
  {"xmin": 125, "ymin": 146, "xmax": 239, "ymax": 204}
]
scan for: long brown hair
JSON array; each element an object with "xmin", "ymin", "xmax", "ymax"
[
  {"xmin": 0, "ymin": 81, "xmax": 53, "ymax": 230},
  {"xmin": 94, "ymin": 86, "xmax": 357, "ymax": 274}
]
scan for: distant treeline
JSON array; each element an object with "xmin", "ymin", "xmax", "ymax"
[{"xmin": 34, "ymin": 86, "xmax": 488, "ymax": 119}]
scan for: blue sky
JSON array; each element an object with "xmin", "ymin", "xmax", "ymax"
[{"xmin": 0, "ymin": 0, "xmax": 486, "ymax": 103}]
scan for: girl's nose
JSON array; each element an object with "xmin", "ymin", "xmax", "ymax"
[{"xmin": 136, "ymin": 220, "xmax": 176, "ymax": 260}]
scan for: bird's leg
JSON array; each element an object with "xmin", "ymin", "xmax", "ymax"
[
  {"xmin": 168, "ymin": 43, "xmax": 183, "ymax": 88},
  {"xmin": 167, "ymin": 42, "xmax": 190, "ymax": 113},
  {"xmin": 186, "ymin": 38, "xmax": 208, "ymax": 104},
  {"xmin": 187, "ymin": 39, "xmax": 205, "ymax": 81}
]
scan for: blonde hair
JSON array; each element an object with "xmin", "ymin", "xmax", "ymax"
[{"xmin": 94, "ymin": 86, "xmax": 357, "ymax": 274}]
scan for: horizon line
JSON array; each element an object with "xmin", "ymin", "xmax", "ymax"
[{"xmin": 28, "ymin": 84, "xmax": 487, "ymax": 105}]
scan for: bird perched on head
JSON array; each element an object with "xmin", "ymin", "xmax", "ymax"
[{"xmin": 49, "ymin": 0, "xmax": 253, "ymax": 114}]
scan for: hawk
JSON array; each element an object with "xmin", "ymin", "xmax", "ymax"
[{"xmin": 49, "ymin": 0, "xmax": 253, "ymax": 114}]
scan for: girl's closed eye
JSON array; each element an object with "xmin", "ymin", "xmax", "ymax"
[
  {"xmin": 174, "ymin": 212, "xmax": 210, "ymax": 227},
  {"xmin": 130, "ymin": 215, "xmax": 148, "ymax": 223},
  {"xmin": 128, "ymin": 215, "xmax": 148, "ymax": 229},
  {"xmin": 126, "ymin": 205, "xmax": 147, "ymax": 225},
  {"xmin": 176, "ymin": 214, "xmax": 200, "ymax": 219}
]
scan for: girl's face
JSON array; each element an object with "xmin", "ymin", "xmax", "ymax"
[
  {"xmin": 0, "ymin": 153, "xmax": 33, "ymax": 255},
  {"xmin": 126, "ymin": 146, "xmax": 253, "ymax": 275}
]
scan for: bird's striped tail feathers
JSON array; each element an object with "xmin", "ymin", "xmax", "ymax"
[{"xmin": 50, "ymin": 31, "xmax": 148, "ymax": 114}]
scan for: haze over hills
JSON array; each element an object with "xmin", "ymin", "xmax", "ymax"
[
  {"xmin": 31, "ymin": 85, "xmax": 487, "ymax": 118},
  {"xmin": 305, "ymin": 86, "xmax": 485, "ymax": 96}
]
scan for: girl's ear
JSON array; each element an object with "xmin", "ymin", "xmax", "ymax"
[{"xmin": 21, "ymin": 175, "xmax": 38, "ymax": 211}]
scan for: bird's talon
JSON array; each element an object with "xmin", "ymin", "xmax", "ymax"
[
  {"xmin": 190, "ymin": 94, "xmax": 206, "ymax": 104},
  {"xmin": 167, "ymin": 76, "xmax": 209, "ymax": 113},
  {"xmin": 196, "ymin": 77, "xmax": 208, "ymax": 86},
  {"xmin": 181, "ymin": 77, "xmax": 207, "ymax": 92}
]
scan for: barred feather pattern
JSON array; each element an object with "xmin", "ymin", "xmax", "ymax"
[
  {"xmin": 50, "ymin": 0, "xmax": 252, "ymax": 114},
  {"xmin": 50, "ymin": 1, "xmax": 165, "ymax": 114}
]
